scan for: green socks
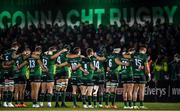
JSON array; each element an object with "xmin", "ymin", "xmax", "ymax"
[
  {"xmin": 124, "ymin": 100, "xmax": 127, "ymax": 106},
  {"xmin": 72, "ymin": 94, "xmax": 77, "ymax": 106},
  {"xmin": 61, "ymin": 92, "xmax": 66, "ymax": 104},
  {"xmin": 110, "ymin": 93, "xmax": 116, "ymax": 105},
  {"xmin": 3, "ymin": 91, "xmax": 8, "ymax": 102},
  {"xmin": 133, "ymin": 101, "xmax": 136, "ymax": 106},
  {"xmin": 105, "ymin": 93, "xmax": 110, "ymax": 105},
  {"xmin": 82, "ymin": 95, "xmax": 86, "ymax": 105},
  {"xmin": 32, "ymin": 99, "xmax": 37, "ymax": 104},
  {"xmin": 128, "ymin": 100, "xmax": 132, "ymax": 107},
  {"xmin": 55, "ymin": 92, "xmax": 60, "ymax": 103},
  {"xmin": 99, "ymin": 95, "xmax": 103, "ymax": 104},
  {"xmin": 47, "ymin": 93, "xmax": 53, "ymax": 102},
  {"xmin": 15, "ymin": 100, "xmax": 19, "ymax": 104},
  {"xmin": 7, "ymin": 91, "xmax": 13, "ymax": 102},
  {"xmin": 140, "ymin": 100, "xmax": 144, "ymax": 106},
  {"xmin": 39, "ymin": 93, "xmax": 45, "ymax": 102},
  {"xmin": 88, "ymin": 96, "xmax": 92, "ymax": 105},
  {"xmin": 93, "ymin": 96, "xmax": 97, "ymax": 105}
]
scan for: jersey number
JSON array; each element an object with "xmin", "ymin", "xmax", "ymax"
[
  {"xmin": 29, "ymin": 59, "xmax": 35, "ymax": 68},
  {"xmin": 135, "ymin": 59, "xmax": 142, "ymax": 67},
  {"xmin": 108, "ymin": 59, "xmax": 112, "ymax": 67},
  {"xmin": 122, "ymin": 60, "xmax": 127, "ymax": 69},
  {"xmin": 16, "ymin": 60, "xmax": 19, "ymax": 66},
  {"xmin": 57, "ymin": 56, "xmax": 61, "ymax": 64},
  {"xmin": 5, "ymin": 56, "xmax": 9, "ymax": 61},
  {"xmin": 43, "ymin": 59, "xmax": 48, "ymax": 67},
  {"xmin": 71, "ymin": 63, "xmax": 78, "ymax": 70},
  {"xmin": 93, "ymin": 61, "xmax": 100, "ymax": 69},
  {"xmin": 84, "ymin": 63, "xmax": 88, "ymax": 71}
]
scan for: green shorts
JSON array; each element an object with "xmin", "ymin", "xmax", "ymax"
[
  {"xmin": 55, "ymin": 71, "xmax": 69, "ymax": 79},
  {"xmin": 41, "ymin": 72, "xmax": 54, "ymax": 82},
  {"xmin": 106, "ymin": 72, "xmax": 119, "ymax": 83},
  {"xmin": 14, "ymin": 74, "xmax": 27, "ymax": 84},
  {"xmin": 133, "ymin": 74, "xmax": 146, "ymax": 84},
  {"xmin": 81, "ymin": 79, "xmax": 94, "ymax": 86},
  {"xmin": 30, "ymin": 75, "xmax": 41, "ymax": 82},
  {"xmin": 3, "ymin": 71, "xmax": 14, "ymax": 79},
  {"xmin": 93, "ymin": 74, "xmax": 105, "ymax": 85},
  {"xmin": 119, "ymin": 74, "xmax": 134, "ymax": 83},
  {"xmin": 70, "ymin": 77, "xmax": 82, "ymax": 86}
]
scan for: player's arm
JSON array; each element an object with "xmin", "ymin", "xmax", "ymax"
[
  {"xmin": 106, "ymin": 67, "xmax": 110, "ymax": 73},
  {"xmin": 51, "ymin": 49, "xmax": 67, "ymax": 60},
  {"xmin": 79, "ymin": 65, "xmax": 89, "ymax": 75},
  {"xmin": 115, "ymin": 58, "xmax": 129, "ymax": 66},
  {"xmin": 145, "ymin": 57, "xmax": 151, "ymax": 80},
  {"xmin": 145, "ymin": 62, "xmax": 150, "ymax": 74},
  {"xmin": 18, "ymin": 60, "xmax": 28, "ymax": 70},
  {"xmin": 90, "ymin": 63, "xmax": 96, "ymax": 70},
  {"xmin": 57, "ymin": 61, "xmax": 69, "ymax": 68},
  {"xmin": 2, "ymin": 61, "xmax": 11, "ymax": 69},
  {"xmin": 31, "ymin": 54, "xmax": 40, "ymax": 59},
  {"xmin": 73, "ymin": 63, "xmax": 81, "ymax": 70},
  {"xmin": 37, "ymin": 59, "xmax": 48, "ymax": 72},
  {"xmin": 12, "ymin": 51, "xmax": 21, "ymax": 59}
]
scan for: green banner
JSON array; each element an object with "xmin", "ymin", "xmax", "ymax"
[{"xmin": 0, "ymin": 0, "xmax": 179, "ymax": 28}]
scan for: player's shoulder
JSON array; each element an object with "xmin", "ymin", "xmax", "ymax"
[
  {"xmin": 90, "ymin": 55, "xmax": 96, "ymax": 60},
  {"xmin": 4, "ymin": 49, "xmax": 12, "ymax": 54},
  {"xmin": 66, "ymin": 54, "xmax": 80, "ymax": 59},
  {"xmin": 81, "ymin": 57, "xmax": 90, "ymax": 62}
]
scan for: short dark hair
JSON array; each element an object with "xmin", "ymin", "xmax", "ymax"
[
  {"xmin": 72, "ymin": 47, "xmax": 80, "ymax": 54},
  {"xmin": 86, "ymin": 48, "xmax": 93, "ymax": 55}
]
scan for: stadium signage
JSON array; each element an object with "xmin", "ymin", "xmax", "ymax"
[
  {"xmin": 145, "ymin": 86, "xmax": 166, "ymax": 97},
  {"xmin": 0, "ymin": 6, "xmax": 178, "ymax": 28}
]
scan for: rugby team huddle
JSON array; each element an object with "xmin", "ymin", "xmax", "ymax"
[{"xmin": 0, "ymin": 41, "xmax": 151, "ymax": 109}]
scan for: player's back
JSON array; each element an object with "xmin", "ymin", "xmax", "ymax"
[
  {"xmin": 28, "ymin": 56, "xmax": 41, "ymax": 75},
  {"xmin": 132, "ymin": 52, "xmax": 148, "ymax": 75},
  {"xmin": 106, "ymin": 53, "xmax": 119, "ymax": 71},
  {"xmin": 120, "ymin": 54, "xmax": 133, "ymax": 75},
  {"xmin": 67, "ymin": 54, "xmax": 82, "ymax": 76}
]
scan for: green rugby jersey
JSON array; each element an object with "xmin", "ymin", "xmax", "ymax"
[
  {"xmin": 90, "ymin": 56, "xmax": 105, "ymax": 75},
  {"xmin": 3, "ymin": 49, "xmax": 15, "ymax": 61},
  {"xmin": 41, "ymin": 54, "xmax": 56, "ymax": 75},
  {"xmin": 132, "ymin": 52, "xmax": 148, "ymax": 76},
  {"xmin": 67, "ymin": 56, "xmax": 82, "ymax": 78},
  {"xmin": 2, "ymin": 49, "xmax": 15, "ymax": 72},
  {"xmin": 14, "ymin": 55, "xmax": 29, "ymax": 78},
  {"xmin": 28, "ymin": 57, "xmax": 42, "ymax": 77},
  {"xmin": 106, "ymin": 53, "xmax": 121, "ymax": 73},
  {"xmin": 119, "ymin": 56, "xmax": 133, "ymax": 77},
  {"xmin": 81, "ymin": 58, "xmax": 94, "ymax": 80},
  {"xmin": 56, "ymin": 52, "xmax": 69, "ymax": 73},
  {"xmin": 13, "ymin": 55, "xmax": 23, "ymax": 76}
]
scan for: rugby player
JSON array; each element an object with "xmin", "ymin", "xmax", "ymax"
[
  {"xmin": 132, "ymin": 46, "xmax": 150, "ymax": 109},
  {"xmin": 90, "ymin": 49, "xmax": 106, "ymax": 108},
  {"xmin": 14, "ymin": 48, "xmax": 31, "ymax": 107},
  {"xmin": 39, "ymin": 46, "xmax": 67, "ymax": 107},
  {"xmin": 119, "ymin": 50, "xmax": 134, "ymax": 109},
  {"xmin": 2, "ymin": 42, "xmax": 19, "ymax": 107},
  {"xmin": 105, "ymin": 48, "xmax": 128, "ymax": 108},
  {"xmin": 80, "ymin": 48, "xmax": 95, "ymax": 108},
  {"xmin": 55, "ymin": 45, "xmax": 71, "ymax": 108}
]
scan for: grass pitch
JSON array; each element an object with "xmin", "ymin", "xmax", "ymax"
[{"xmin": 0, "ymin": 102, "xmax": 180, "ymax": 111}]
